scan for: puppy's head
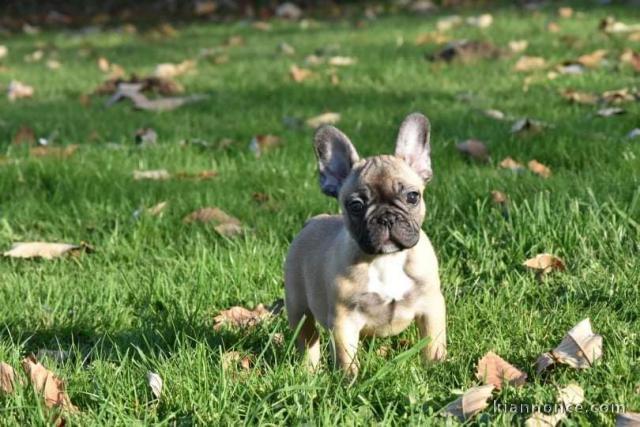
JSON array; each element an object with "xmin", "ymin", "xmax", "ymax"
[{"xmin": 313, "ymin": 113, "xmax": 433, "ymax": 255}]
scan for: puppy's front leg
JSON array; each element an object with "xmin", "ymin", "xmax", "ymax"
[
  {"xmin": 332, "ymin": 307, "xmax": 362, "ymax": 376},
  {"xmin": 416, "ymin": 291, "xmax": 447, "ymax": 362}
]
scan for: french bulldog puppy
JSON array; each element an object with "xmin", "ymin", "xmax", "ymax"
[{"xmin": 284, "ymin": 113, "xmax": 446, "ymax": 375}]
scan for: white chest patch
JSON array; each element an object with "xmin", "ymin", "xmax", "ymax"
[{"xmin": 366, "ymin": 252, "xmax": 415, "ymax": 302}]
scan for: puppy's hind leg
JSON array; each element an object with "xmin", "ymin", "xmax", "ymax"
[{"xmin": 288, "ymin": 308, "xmax": 321, "ymax": 372}]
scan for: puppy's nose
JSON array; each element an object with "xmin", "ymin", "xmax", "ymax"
[{"xmin": 376, "ymin": 215, "xmax": 396, "ymax": 227}]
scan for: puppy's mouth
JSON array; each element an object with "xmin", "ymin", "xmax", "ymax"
[{"xmin": 357, "ymin": 222, "xmax": 420, "ymax": 255}]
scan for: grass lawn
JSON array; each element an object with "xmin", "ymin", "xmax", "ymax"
[{"xmin": 1, "ymin": 3, "xmax": 639, "ymax": 425}]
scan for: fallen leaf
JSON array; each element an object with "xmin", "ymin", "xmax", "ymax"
[
  {"xmin": 535, "ymin": 352, "xmax": 556, "ymax": 375},
  {"xmin": 134, "ymin": 128, "xmax": 158, "ymax": 146},
  {"xmin": 525, "ymin": 411, "xmax": 566, "ymax": 427},
  {"xmin": 221, "ymin": 351, "xmax": 253, "ymax": 371},
  {"xmin": 249, "ymin": 134, "xmax": 281, "ymax": 157},
  {"xmin": 0, "ymin": 362, "xmax": 16, "ymax": 394},
  {"xmin": 577, "ymin": 49, "xmax": 607, "ymax": 68},
  {"xmin": 0, "ymin": 45, "xmax": 8, "ymax": 60},
  {"xmin": 13, "ymin": 125, "xmax": 36, "ymax": 146},
  {"xmin": 223, "ymin": 35, "xmax": 245, "ymax": 47},
  {"xmin": 253, "ymin": 22, "xmax": 272, "ymax": 31},
  {"xmin": 194, "ymin": 0, "xmax": 217, "ymax": 16},
  {"xmin": 436, "ymin": 15, "xmax": 462, "ymax": 31},
  {"xmin": 95, "ymin": 76, "xmax": 182, "ymax": 96},
  {"xmin": 511, "ymin": 118, "xmax": 544, "ymax": 135},
  {"xmin": 147, "ymin": 371, "xmax": 162, "ymax": 399},
  {"xmin": 133, "ymin": 169, "xmax": 170, "ymax": 181},
  {"xmin": 523, "ymin": 254, "xmax": 565, "ymax": 273},
  {"xmin": 558, "ymin": 7, "xmax": 573, "ymax": 18},
  {"xmin": 278, "ymin": 42, "xmax": 295, "ymax": 56},
  {"xmin": 600, "ymin": 17, "xmax": 640, "ymax": 34},
  {"xmin": 466, "ymin": 14, "xmax": 493, "ymax": 28},
  {"xmin": 21, "ymin": 355, "xmax": 76, "ymax": 411},
  {"xmin": 627, "ymin": 128, "xmax": 640, "ymax": 139},
  {"xmin": 556, "ymin": 62, "xmax": 585, "ymax": 75},
  {"xmin": 560, "ymin": 89, "xmax": 597, "ymax": 105},
  {"xmin": 29, "ymin": 145, "xmax": 78, "ymax": 158},
  {"xmin": 475, "ymin": 352, "xmax": 527, "ymax": 390},
  {"xmin": 456, "ymin": 139, "xmax": 489, "ymax": 162},
  {"xmin": 528, "ymin": 160, "xmax": 552, "ymax": 178},
  {"xmin": 617, "ymin": 413, "xmax": 640, "ymax": 426},
  {"xmin": 483, "ymin": 109, "xmax": 506, "ymax": 120},
  {"xmin": 7, "ymin": 80, "xmax": 34, "ymax": 101},
  {"xmin": 306, "ymin": 112, "xmax": 341, "ymax": 128},
  {"xmin": 491, "ymin": 190, "xmax": 508, "ymax": 205},
  {"xmin": 183, "ymin": 207, "xmax": 242, "ymax": 237},
  {"xmin": 441, "ymin": 385, "xmax": 495, "ymax": 421},
  {"xmin": 428, "ymin": 40, "xmax": 499, "ymax": 62},
  {"xmin": 24, "ymin": 50, "xmax": 44, "ymax": 63},
  {"xmin": 276, "ymin": 2, "xmax": 303, "ymax": 20},
  {"xmin": 557, "ymin": 383, "xmax": 584, "ymax": 408},
  {"xmin": 289, "ymin": 65, "xmax": 313, "ymax": 82},
  {"xmin": 376, "ymin": 345, "xmax": 392, "ymax": 358},
  {"xmin": 552, "ymin": 318, "xmax": 603, "ymax": 369},
  {"xmin": 4, "ymin": 242, "xmax": 90, "ymax": 260},
  {"xmin": 147, "ymin": 201, "xmax": 168, "ymax": 216},
  {"xmin": 508, "ymin": 40, "xmax": 528, "ymax": 53},
  {"xmin": 525, "ymin": 383, "xmax": 584, "ymax": 426},
  {"xmin": 153, "ymin": 60, "xmax": 196, "ymax": 79},
  {"xmin": 213, "ymin": 302, "xmax": 280, "ymax": 331},
  {"xmin": 514, "ymin": 56, "xmax": 546, "ymax": 72},
  {"xmin": 601, "ymin": 88, "xmax": 636, "ymax": 104},
  {"xmin": 547, "ymin": 22, "xmax": 561, "ymax": 33},
  {"xmin": 597, "ymin": 107, "xmax": 625, "ymax": 117},
  {"xmin": 620, "ymin": 49, "xmax": 640, "ymax": 72},
  {"xmin": 415, "ymin": 32, "xmax": 449, "ymax": 46},
  {"xmin": 46, "ymin": 60, "xmax": 61, "ymax": 70},
  {"xmin": 174, "ymin": 170, "xmax": 218, "ymax": 180},
  {"xmin": 499, "ymin": 157, "xmax": 525, "ymax": 172},
  {"xmin": 328, "ymin": 56, "xmax": 356, "ymax": 66}
]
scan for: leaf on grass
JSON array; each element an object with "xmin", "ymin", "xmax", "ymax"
[
  {"xmin": 253, "ymin": 22, "xmax": 272, "ymax": 32},
  {"xmin": 21, "ymin": 355, "xmax": 77, "ymax": 411},
  {"xmin": 183, "ymin": 207, "xmax": 243, "ymax": 237},
  {"xmin": 535, "ymin": 352, "xmax": 556, "ymax": 375},
  {"xmin": 134, "ymin": 127, "xmax": 158, "ymax": 146},
  {"xmin": 221, "ymin": 351, "xmax": 253, "ymax": 371},
  {"xmin": 617, "ymin": 413, "xmax": 640, "ymax": 427},
  {"xmin": 29, "ymin": 145, "xmax": 78, "ymax": 158},
  {"xmin": 475, "ymin": 352, "xmax": 527, "ymax": 390},
  {"xmin": 577, "ymin": 49, "xmax": 607, "ymax": 68},
  {"xmin": 466, "ymin": 14, "xmax": 493, "ymax": 28},
  {"xmin": 4, "ymin": 242, "xmax": 91, "ymax": 260},
  {"xmin": 328, "ymin": 56, "xmax": 356, "ymax": 66},
  {"xmin": 528, "ymin": 160, "xmax": 552, "ymax": 178},
  {"xmin": 491, "ymin": 190, "xmax": 508, "ymax": 205},
  {"xmin": 511, "ymin": 118, "xmax": 545, "ymax": 135},
  {"xmin": 153, "ymin": 60, "xmax": 196, "ymax": 79},
  {"xmin": 601, "ymin": 88, "xmax": 636, "ymax": 105},
  {"xmin": 278, "ymin": 42, "xmax": 295, "ymax": 56},
  {"xmin": 415, "ymin": 32, "xmax": 449, "ymax": 46},
  {"xmin": 600, "ymin": 17, "xmax": 640, "ymax": 34},
  {"xmin": 249, "ymin": 134, "xmax": 281, "ymax": 157},
  {"xmin": 441, "ymin": 385, "xmax": 495, "ymax": 422},
  {"xmin": 13, "ymin": 125, "xmax": 36, "ymax": 146},
  {"xmin": 8, "ymin": 80, "xmax": 34, "ymax": 101},
  {"xmin": 620, "ymin": 49, "xmax": 640, "ymax": 72},
  {"xmin": 147, "ymin": 371, "xmax": 162, "ymax": 399},
  {"xmin": 133, "ymin": 169, "xmax": 171, "ymax": 181},
  {"xmin": 0, "ymin": 45, "xmax": 8, "ymax": 59},
  {"xmin": 46, "ymin": 60, "xmax": 61, "ymax": 70},
  {"xmin": 456, "ymin": 139, "xmax": 489, "ymax": 162},
  {"xmin": 213, "ymin": 302, "xmax": 281, "ymax": 331},
  {"xmin": 95, "ymin": 76, "xmax": 182, "ymax": 96},
  {"xmin": 597, "ymin": 107, "xmax": 625, "ymax": 117},
  {"xmin": 428, "ymin": 40, "xmax": 500, "ymax": 63},
  {"xmin": 0, "ymin": 362, "xmax": 16, "ymax": 394},
  {"xmin": 483, "ymin": 109, "xmax": 506, "ymax": 120},
  {"xmin": 627, "ymin": 128, "xmax": 640, "ymax": 139},
  {"xmin": 514, "ymin": 56, "xmax": 546, "ymax": 72},
  {"xmin": 508, "ymin": 40, "xmax": 528, "ymax": 53},
  {"xmin": 289, "ymin": 65, "xmax": 313, "ymax": 82},
  {"xmin": 557, "ymin": 383, "xmax": 584, "ymax": 408},
  {"xmin": 174, "ymin": 170, "xmax": 218, "ymax": 180},
  {"xmin": 525, "ymin": 411, "xmax": 566, "ymax": 427},
  {"xmin": 147, "ymin": 201, "xmax": 168, "ymax": 217},
  {"xmin": 560, "ymin": 89, "xmax": 597, "ymax": 105},
  {"xmin": 525, "ymin": 383, "xmax": 584, "ymax": 426},
  {"xmin": 306, "ymin": 112, "xmax": 341, "ymax": 128},
  {"xmin": 523, "ymin": 254, "xmax": 565, "ymax": 273},
  {"xmin": 499, "ymin": 157, "xmax": 525, "ymax": 172},
  {"xmin": 558, "ymin": 7, "xmax": 574, "ymax": 18},
  {"xmin": 547, "ymin": 22, "xmax": 561, "ymax": 33},
  {"xmin": 552, "ymin": 318, "xmax": 603, "ymax": 369},
  {"xmin": 436, "ymin": 15, "xmax": 462, "ymax": 31}
]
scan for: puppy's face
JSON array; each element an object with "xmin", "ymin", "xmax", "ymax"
[
  {"xmin": 313, "ymin": 113, "xmax": 433, "ymax": 255},
  {"xmin": 339, "ymin": 156, "xmax": 425, "ymax": 254}
]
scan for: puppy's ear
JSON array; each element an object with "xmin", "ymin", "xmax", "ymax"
[
  {"xmin": 394, "ymin": 112, "xmax": 432, "ymax": 182},
  {"xmin": 313, "ymin": 125, "xmax": 360, "ymax": 198}
]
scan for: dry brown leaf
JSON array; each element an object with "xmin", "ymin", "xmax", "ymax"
[
  {"xmin": 4, "ymin": 242, "xmax": 90, "ymax": 260},
  {"xmin": 547, "ymin": 22, "xmax": 561, "ymax": 33},
  {"xmin": 328, "ymin": 56, "xmax": 356, "ymax": 66},
  {"xmin": 147, "ymin": 201, "xmax": 168, "ymax": 216},
  {"xmin": 133, "ymin": 169, "xmax": 170, "ymax": 181},
  {"xmin": 0, "ymin": 45, "xmax": 8, "ymax": 59},
  {"xmin": 46, "ymin": 60, "xmax": 61, "ymax": 70},
  {"xmin": 525, "ymin": 411, "xmax": 566, "ymax": 427},
  {"xmin": 8, "ymin": 80, "xmax": 34, "ymax": 101},
  {"xmin": 484, "ymin": 109, "xmax": 506, "ymax": 120},
  {"xmin": 214, "ymin": 222, "xmax": 244, "ymax": 238},
  {"xmin": 560, "ymin": 89, "xmax": 597, "ymax": 105},
  {"xmin": 174, "ymin": 170, "xmax": 218, "ymax": 180},
  {"xmin": 223, "ymin": 35, "xmax": 245, "ymax": 47},
  {"xmin": 147, "ymin": 371, "xmax": 162, "ymax": 399},
  {"xmin": 514, "ymin": 56, "xmax": 547, "ymax": 72},
  {"xmin": 436, "ymin": 15, "xmax": 462, "ymax": 31},
  {"xmin": 306, "ymin": 112, "xmax": 341, "ymax": 128},
  {"xmin": 249, "ymin": 134, "xmax": 281, "ymax": 157},
  {"xmin": 499, "ymin": 157, "xmax": 525, "ymax": 172},
  {"xmin": 289, "ymin": 65, "xmax": 313, "ymax": 82},
  {"xmin": 508, "ymin": 40, "xmax": 528, "ymax": 53},
  {"xmin": 577, "ymin": 49, "xmax": 607, "ymax": 68},
  {"xmin": 535, "ymin": 352, "xmax": 556, "ymax": 375},
  {"xmin": 557, "ymin": 383, "xmax": 584, "ymax": 408},
  {"xmin": 466, "ymin": 14, "xmax": 493, "ymax": 28},
  {"xmin": 213, "ymin": 303, "xmax": 277, "ymax": 331},
  {"xmin": 429, "ymin": 40, "xmax": 500, "ymax": 63},
  {"xmin": 253, "ymin": 22, "xmax": 272, "ymax": 31},
  {"xmin": 456, "ymin": 139, "xmax": 489, "ymax": 162},
  {"xmin": 13, "ymin": 125, "xmax": 36, "ymax": 146},
  {"xmin": 415, "ymin": 32, "xmax": 449, "ymax": 46},
  {"xmin": 558, "ymin": 7, "xmax": 573, "ymax": 18},
  {"xmin": 601, "ymin": 88, "xmax": 636, "ymax": 105},
  {"xmin": 523, "ymin": 254, "xmax": 565, "ymax": 273},
  {"xmin": 528, "ymin": 160, "xmax": 552, "ymax": 178},
  {"xmin": 194, "ymin": 0, "xmax": 217, "ymax": 16},
  {"xmin": 597, "ymin": 107, "xmax": 625, "ymax": 117},
  {"xmin": 29, "ymin": 145, "xmax": 78, "ymax": 158},
  {"xmin": 441, "ymin": 385, "xmax": 494, "ymax": 421},
  {"xmin": 600, "ymin": 17, "xmax": 640, "ymax": 34},
  {"xmin": 183, "ymin": 207, "xmax": 240, "ymax": 226},
  {"xmin": 21, "ymin": 355, "xmax": 77, "ymax": 411},
  {"xmin": 153, "ymin": 60, "xmax": 196, "ymax": 79},
  {"xmin": 511, "ymin": 118, "xmax": 544, "ymax": 135},
  {"xmin": 475, "ymin": 352, "xmax": 527, "ymax": 390},
  {"xmin": 620, "ymin": 49, "xmax": 640, "ymax": 72},
  {"xmin": 617, "ymin": 413, "xmax": 640, "ymax": 427},
  {"xmin": 491, "ymin": 190, "xmax": 508, "ymax": 205},
  {"xmin": 552, "ymin": 318, "xmax": 603, "ymax": 369},
  {"xmin": 0, "ymin": 362, "xmax": 16, "ymax": 394}
]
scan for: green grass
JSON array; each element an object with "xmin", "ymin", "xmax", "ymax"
[{"xmin": 1, "ymin": 3, "xmax": 639, "ymax": 425}]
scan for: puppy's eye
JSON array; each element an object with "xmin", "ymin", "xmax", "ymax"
[
  {"xmin": 348, "ymin": 200, "xmax": 365, "ymax": 214},
  {"xmin": 406, "ymin": 191, "xmax": 420, "ymax": 205}
]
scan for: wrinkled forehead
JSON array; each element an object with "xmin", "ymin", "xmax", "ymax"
[{"xmin": 341, "ymin": 155, "xmax": 424, "ymax": 199}]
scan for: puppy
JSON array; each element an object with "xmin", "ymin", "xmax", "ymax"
[{"xmin": 284, "ymin": 113, "xmax": 446, "ymax": 375}]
